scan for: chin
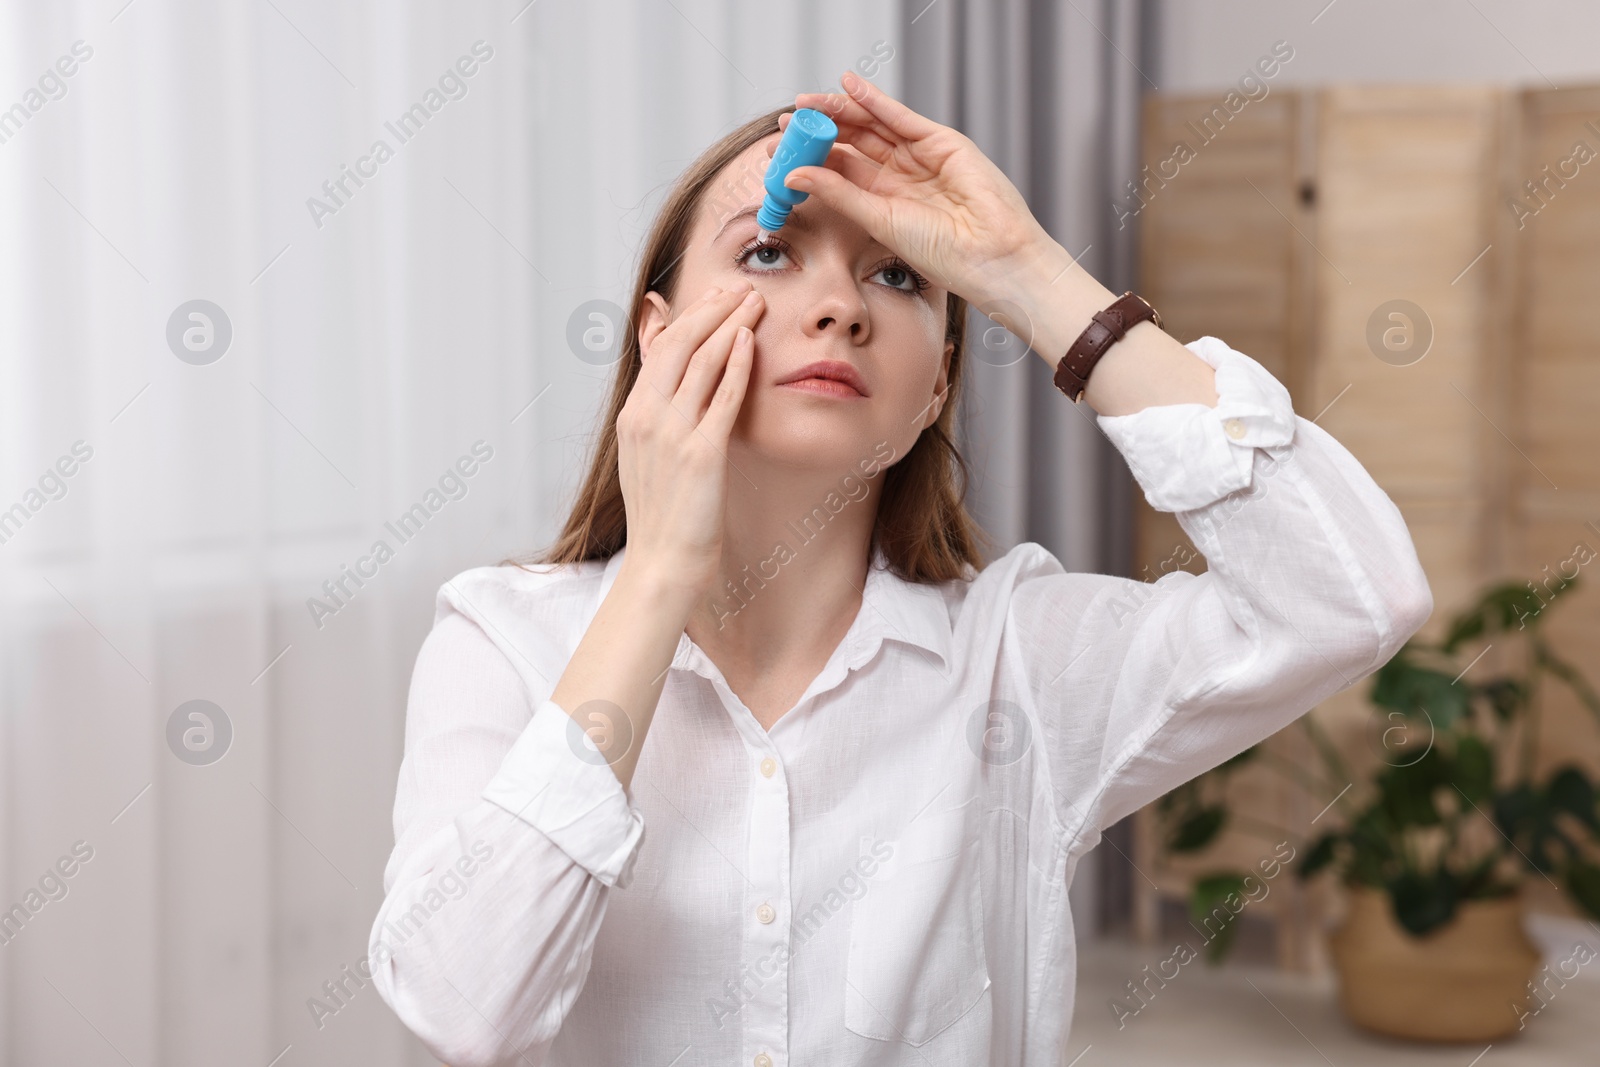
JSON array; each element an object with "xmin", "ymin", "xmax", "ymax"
[{"xmin": 731, "ymin": 419, "xmax": 902, "ymax": 480}]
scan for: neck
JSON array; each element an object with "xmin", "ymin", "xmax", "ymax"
[{"xmin": 686, "ymin": 455, "xmax": 883, "ymax": 664}]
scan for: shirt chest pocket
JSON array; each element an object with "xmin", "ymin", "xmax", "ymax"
[{"xmin": 844, "ymin": 795, "xmax": 991, "ymax": 1046}]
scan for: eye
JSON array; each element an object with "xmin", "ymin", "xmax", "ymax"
[
  {"xmin": 868, "ymin": 256, "xmax": 930, "ymax": 294},
  {"xmin": 876, "ymin": 264, "xmax": 914, "ymax": 290},
  {"xmin": 735, "ymin": 236, "xmax": 793, "ymax": 272}
]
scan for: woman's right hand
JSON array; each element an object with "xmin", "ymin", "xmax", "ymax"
[{"xmin": 616, "ymin": 279, "xmax": 765, "ymax": 599}]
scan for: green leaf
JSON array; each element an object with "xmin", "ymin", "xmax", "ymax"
[
  {"xmin": 1370, "ymin": 652, "xmax": 1471, "ymax": 728},
  {"xmin": 1388, "ymin": 870, "xmax": 1459, "ymax": 937},
  {"xmin": 1345, "ymin": 810, "xmax": 1398, "ymax": 887},
  {"xmin": 1453, "ymin": 735, "xmax": 1494, "ymax": 804},
  {"xmin": 1378, "ymin": 755, "xmax": 1446, "ymax": 828},
  {"xmin": 1566, "ymin": 862, "xmax": 1600, "ymax": 920},
  {"xmin": 1220, "ymin": 744, "xmax": 1259, "ymax": 771},
  {"xmin": 1298, "ymin": 832, "xmax": 1340, "ymax": 879},
  {"xmin": 1189, "ymin": 873, "xmax": 1249, "ymax": 963},
  {"xmin": 1443, "ymin": 611, "xmax": 1485, "ymax": 649},
  {"xmin": 1495, "ymin": 784, "xmax": 1573, "ymax": 873},
  {"xmin": 1168, "ymin": 806, "xmax": 1227, "ymax": 853},
  {"xmin": 1476, "ymin": 678, "xmax": 1526, "ymax": 723},
  {"xmin": 1547, "ymin": 766, "xmax": 1600, "ymax": 835},
  {"xmin": 1442, "ymin": 582, "xmax": 1551, "ymax": 652}
]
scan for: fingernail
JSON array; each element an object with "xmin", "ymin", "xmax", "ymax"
[
  {"xmin": 742, "ymin": 290, "xmax": 762, "ymax": 306},
  {"xmin": 727, "ymin": 278, "xmax": 753, "ymax": 293},
  {"xmin": 785, "ymin": 173, "xmax": 812, "ymax": 192},
  {"xmin": 704, "ymin": 285, "xmax": 722, "ymax": 298},
  {"xmin": 737, "ymin": 326, "xmax": 752, "ymax": 342}
]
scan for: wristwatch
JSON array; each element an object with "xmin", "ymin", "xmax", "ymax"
[{"xmin": 1052, "ymin": 291, "xmax": 1163, "ymax": 402}]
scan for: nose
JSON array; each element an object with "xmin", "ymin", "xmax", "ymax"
[{"xmin": 801, "ymin": 268, "xmax": 870, "ymax": 344}]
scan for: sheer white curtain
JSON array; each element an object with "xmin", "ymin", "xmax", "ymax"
[{"xmin": 0, "ymin": 2, "xmax": 896, "ymax": 1064}]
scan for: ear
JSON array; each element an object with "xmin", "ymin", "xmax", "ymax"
[
  {"xmin": 638, "ymin": 291, "xmax": 673, "ymax": 361},
  {"xmin": 922, "ymin": 338, "xmax": 954, "ymax": 429}
]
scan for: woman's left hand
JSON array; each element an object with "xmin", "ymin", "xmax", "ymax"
[
  {"xmin": 779, "ymin": 71, "xmax": 1059, "ymax": 309},
  {"xmin": 783, "ymin": 70, "xmax": 1217, "ymax": 418}
]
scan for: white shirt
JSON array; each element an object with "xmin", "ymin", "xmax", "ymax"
[{"xmin": 368, "ymin": 335, "xmax": 1433, "ymax": 1067}]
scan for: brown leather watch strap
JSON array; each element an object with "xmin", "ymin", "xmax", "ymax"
[{"xmin": 1052, "ymin": 291, "xmax": 1163, "ymax": 402}]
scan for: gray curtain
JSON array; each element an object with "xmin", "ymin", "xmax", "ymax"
[{"xmin": 899, "ymin": 0, "xmax": 1156, "ymax": 935}]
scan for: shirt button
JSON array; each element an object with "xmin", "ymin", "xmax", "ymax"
[
  {"xmin": 1223, "ymin": 417, "xmax": 1246, "ymax": 440},
  {"xmin": 759, "ymin": 757, "xmax": 777, "ymax": 777},
  {"xmin": 756, "ymin": 902, "xmax": 775, "ymax": 924},
  {"xmin": 755, "ymin": 1055, "xmax": 773, "ymax": 1067}
]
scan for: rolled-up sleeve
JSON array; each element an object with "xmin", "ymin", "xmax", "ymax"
[
  {"xmin": 368, "ymin": 574, "xmax": 646, "ymax": 1067},
  {"xmin": 1006, "ymin": 335, "xmax": 1434, "ymax": 845},
  {"xmin": 480, "ymin": 696, "xmax": 647, "ymax": 888}
]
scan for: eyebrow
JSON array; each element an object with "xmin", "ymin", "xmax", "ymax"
[{"xmin": 713, "ymin": 203, "xmax": 816, "ymax": 242}]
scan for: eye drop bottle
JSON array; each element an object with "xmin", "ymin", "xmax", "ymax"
[{"xmin": 756, "ymin": 107, "xmax": 839, "ymax": 241}]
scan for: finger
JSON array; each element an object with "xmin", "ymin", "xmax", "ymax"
[
  {"xmin": 779, "ymin": 107, "xmax": 894, "ymax": 167},
  {"xmin": 639, "ymin": 284, "xmax": 725, "ymax": 370},
  {"xmin": 793, "ymin": 92, "xmax": 896, "ymax": 146},
  {"xmin": 675, "ymin": 289, "xmax": 764, "ymax": 415},
  {"xmin": 830, "ymin": 124, "xmax": 897, "ymax": 166},
  {"xmin": 641, "ymin": 284, "xmax": 752, "ymax": 398},
  {"xmin": 782, "ymin": 165, "xmax": 893, "ymax": 247},
  {"xmin": 698, "ymin": 325, "xmax": 755, "ymax": 442},
  {"xmin": 835, "ymin": 70, "xmax": 940, "ymax": 142},
  {"xmin": 819, "ymin": 142, "xmax": 883, "ymax": 191}
]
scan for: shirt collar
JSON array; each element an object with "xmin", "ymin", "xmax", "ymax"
[{"xmin": 596, "ymin": 543, "xmax": 953, "ymax": 675}]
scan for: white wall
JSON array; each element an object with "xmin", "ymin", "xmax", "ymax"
[{"xmin": 1155, "ymin": 0, "xmax": 1600, "ymax": 92}]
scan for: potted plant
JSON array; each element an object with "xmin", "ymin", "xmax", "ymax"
[{"xmin": 1154, "ymin": 573, "xmax": 1600, "ymax": 1041}]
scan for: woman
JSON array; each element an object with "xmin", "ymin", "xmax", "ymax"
[{"xmin": 368, "ymin": 72, "xmax": 1432, "ymax": 1066}]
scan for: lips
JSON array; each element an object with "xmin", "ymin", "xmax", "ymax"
[{"xmin": 774, "ymin": 360, "xmax": 869, "ymax": 397}]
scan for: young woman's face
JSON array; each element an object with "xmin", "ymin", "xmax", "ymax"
[{"xmin": 642, "ymin": 133, "xmax": 953, "ymax": 476}]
